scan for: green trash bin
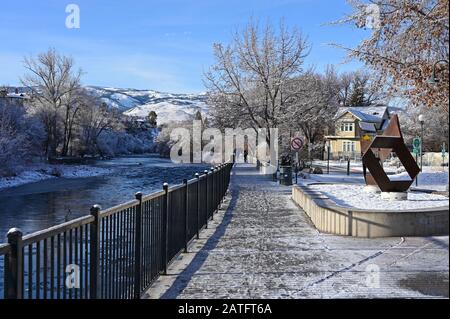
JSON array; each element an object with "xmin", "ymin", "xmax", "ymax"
[{"xmin": 279, "ymin": 166, "xmax": 293, "ymax": 186}]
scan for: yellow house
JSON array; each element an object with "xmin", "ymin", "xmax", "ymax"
[{"xmin": 325, "ymin": 106, "xmax": 391, "ymax": 160}]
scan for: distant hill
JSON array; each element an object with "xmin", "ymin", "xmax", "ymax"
[{"xmin": 86, "ymin": 86, "xmax": 209, "ymax": 124}]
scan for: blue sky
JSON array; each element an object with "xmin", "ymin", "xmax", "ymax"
[{"xmin": 0, "ymin": 0, "xmax": 368, "ymax": 93}]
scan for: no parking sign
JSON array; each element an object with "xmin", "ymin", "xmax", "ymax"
[{"xmin": 291, "ymin": 137, "xmax": 304, "ymax": 151}]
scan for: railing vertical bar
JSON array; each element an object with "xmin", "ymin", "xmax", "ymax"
[
  {"xmin": 28, "ymin": 244, "xmax": 32, "ymax": 299},
  {"xmin": 84, "ymin": 224, "xmax": 88, "ymax": 298},
  {"xmin": 56, "ymin": 233, "xmax": 61, "ymax": 299},
  {"xmin": 89, "ymin": 205, "xmax": 101, "ymax": 299},
  {"xmin": 68, "ymin": 229, "xmax": 72, "ymax": 299},
  {"xmin": 79, "ymin": 226, "xmax": 83, "ymax": 299},
  {"xmin": 114, "ymin": 212, "xmax": 120, "ymax": 299},
  {"xmin": 63, "ymin": 231, "xmax": 67, "ymax": 299},
  {"xmin": 127, "ymin": 208, "xmax": 132, "ymax": 299},
  {"xmin": 35, "ymin": 241, "xmax": 40, "ymax": 299},
  {"xmin": 195, "ymin": 173, "xmax": 200, "ymax": 239},
  {"xmin": 50, "ymin": 236, "xmax": 54, "ymax": 299},
  {"xmin": 162, "ymin": 183, "xmax": 169, "ymax": 275},
  {"xmin": 119, "ymin": 206, "xmax": 126, "ymax": 299},
  {"xmin": 134, "ymin": 192, "xmax": 142, "ymax": 299},
  {"xmin": 105, "ymin": 216, "xmax": 113, "ymax": 299},
  {"xmin": 74, "ymin": 227, "xmax": 78, "ymax": 299},
  {"xmin": 43, "ymin": 238, "xmax": 48, "ymax": 299},
  {"xmin": 101, "ymin": 217, "xmax": 105, "ymax": 298}
]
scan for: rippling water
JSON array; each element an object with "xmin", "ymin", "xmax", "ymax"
[{"xmin": 0, "ymin": 155, "xmax": 208, "ymax": 239}]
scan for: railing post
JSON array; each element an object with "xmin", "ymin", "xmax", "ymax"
[
  {"xmin": 6, "ymin": 228, "xmax": 23, "ymax": 299},
  {"xmin": 195, "ymin": 173, "xmax": 200, "ymax": 239},
  {"xmin": 204, "ymin": 170, "xmax": 209, "ymax": 229},
  {"xmin": 162, "ymin": 183, "xmax": 169, "ymax": 275},
  {"xmin": 183, "ymin": 179, "xmax": 189, "ymax": 253},
  {"xmin": 89, "ymin": 205, "xmax": 101, "ymax": 299},
  {"xmin": 214, "ymin": 166, "xmax": 220, "ymax": 208},
  {"xmin": 134, "ymin": 192, "xmax": 143, "ymax": 299},
  {"xmin": 218, "ymin": 164, "xmax": 223, "ymax": 203},
  {"xmin": 210, "ymin": 167, "xmax": 216, "ymax": 219}
]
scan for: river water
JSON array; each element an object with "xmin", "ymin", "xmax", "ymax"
[{"xmin": 0, "ymin": 155, "xmax": 208, "ymax": 240}]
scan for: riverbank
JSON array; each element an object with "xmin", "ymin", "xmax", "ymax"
[{"xmin": 0, "ymin": 164, "xmax": 113, "ymax": 190}]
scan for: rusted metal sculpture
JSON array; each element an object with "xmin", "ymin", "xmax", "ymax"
[{"xmin": 362, "ymin": 115, "xmax": 420, "ymax": 192}]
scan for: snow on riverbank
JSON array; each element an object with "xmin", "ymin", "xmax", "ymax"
[
  {"xmin": 309, "ymin": 184, "xmax": 448, "ymax": 210},
  {"xmin": 0, "ymin": 164, "xmax": 113, "ymax": 190}
]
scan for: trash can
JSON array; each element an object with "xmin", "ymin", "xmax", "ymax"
[{"xmin": 279, "ymin": 165, "xmax": 293, "ymax": 186}]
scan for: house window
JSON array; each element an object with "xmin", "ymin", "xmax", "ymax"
[
  {"xmin": 343, "ymin": 141, "xmax": 355, "ymax": 153},
  {"xmin": 340, "ymin": 122, "xmax": 354, "ymax": 132}
]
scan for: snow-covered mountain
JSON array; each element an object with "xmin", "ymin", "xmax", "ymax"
[{"xmin": 86, "ymin": 86, "xmax": 208, "ymax": 125}]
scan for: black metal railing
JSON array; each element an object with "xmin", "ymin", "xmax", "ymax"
[{"xmin": 0, "ymin": 163, "xmax": 233, "ymax": 299}]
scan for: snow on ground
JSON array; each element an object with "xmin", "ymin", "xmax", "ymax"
[
  {"xmin": 0, "ymin": 164, "xmax": 112, "ymax": 190},
  {"xmin": 307, "ymin": 161, "xmax": 448, "ymax": 192},
  {"xmin": 308, "ymin": 184, "xmax": 448, "ymax": 210},
  {"xmin": 123, "ymin": 101, "xmax": 208, "ymax": 125}
]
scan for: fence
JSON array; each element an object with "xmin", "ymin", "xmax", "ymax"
[{"xmin": 0, "ymin": 163, "xmax": 233, "ymax": 299}]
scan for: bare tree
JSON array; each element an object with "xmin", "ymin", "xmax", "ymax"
[
  {"xmin": 204, "ymin": 19, "xmax": 310, "ymax": 144},
  {"xmin": 21, "ymin": 48, "xmax": 82, "ymax": 157},
  {"xmin": 337, "ymin": 70, "xmax": 386, "ymax": 107},
  {"xmin": 281, "ymin": 66, "xmax": 341, "ymax": 156},
  {"xmin": 77, "ymin": 99, "xmax": 120, "ymax": 156}
]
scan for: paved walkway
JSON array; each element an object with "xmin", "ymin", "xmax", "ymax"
[{"xmin": 144, "ymin": 164, "xmax": 449, "ymax": 299}]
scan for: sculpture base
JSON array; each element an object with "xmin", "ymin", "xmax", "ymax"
[
  {"xmin": 381, "ymin": 191, "xmax": 408, "ymax": 201},
  {"xmin": 363, "ymin": 185, "xmax": 381, "ymax": 194}
]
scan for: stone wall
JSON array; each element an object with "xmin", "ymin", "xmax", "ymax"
[{"xmin": 292, "ymin": 184, "xmax": 449, "ymax": 238}]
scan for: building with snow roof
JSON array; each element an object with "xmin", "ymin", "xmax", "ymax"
[
  {"xmin": 0, "ymin": 88, "xmax": 28, "ymax": 108},
  {"xmin": 325, "ymin": 105, "xmax": 392, "ymax": 160}
]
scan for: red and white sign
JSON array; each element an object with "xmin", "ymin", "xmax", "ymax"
[{"xmin": 291, "ymin": 137, "xmax": 304, "ymax": 151}]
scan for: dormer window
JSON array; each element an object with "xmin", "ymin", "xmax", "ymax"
[{"xmin": 340, "ymin": 122, "xmax": 354, "ymax": 132}]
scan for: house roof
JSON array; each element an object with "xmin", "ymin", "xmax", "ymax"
[
  {"xmin": 335, "ymin": 106, "xmax": 388, "ymax": 123},
  {"xmin": 359, "ymin": 121, "xmax": 377, "ymax": 132},
  {"xmin": 6, "ymin": 93, "xmax": 27, "ymax": 99}
]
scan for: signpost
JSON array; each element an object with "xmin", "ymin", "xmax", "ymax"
[
  {"xmin": 413, "ymin": 137, "xmax": 421, "ymax": 155},
  {"xmin": 442, "ymin": 142, "xmax": 447, "ymax": 171},
  {"xmin": 413, "ymin": 137, "xmax": 421, "ymax": 186},
  {"xmin": 291, "ymin": 137, "xmax": 304, "ymax": 151},
  {"xmin": 291, "ymin": 137, "xmax": 304, "ymax": 167}
]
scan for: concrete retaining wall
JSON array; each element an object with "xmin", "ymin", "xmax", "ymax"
[{"xmin": 292, "ymin": 184, "xmax": 449, "ymax": 238}]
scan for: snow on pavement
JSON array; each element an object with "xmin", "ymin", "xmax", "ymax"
[{"xmin": 145, "ymin": 164, "xmax": 449, "ymax": 299}]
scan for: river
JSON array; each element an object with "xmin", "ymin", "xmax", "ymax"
[{"xmin": 0, "ymin": 155, "xmax": 208, "ymax": 240}]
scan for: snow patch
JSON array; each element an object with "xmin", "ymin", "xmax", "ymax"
[
  {"xmin": 0, "ymin": 164, "xmax": 112, "ymax": 190},
  {"xmin": 309, "ymin": 184, "xmax": 448, "ymax": 210}
]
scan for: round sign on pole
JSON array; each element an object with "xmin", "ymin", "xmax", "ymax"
[
  {"xmin": 413, "ymin": 137, "xmax": 421, "ymax": 149},
  {"xmin": 291, "ymin": 137, "xmax": 304, "ymax": 151}
]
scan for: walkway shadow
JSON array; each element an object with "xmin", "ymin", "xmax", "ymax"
[{"xmin": 161, "ymin": 175, "xmax": 240, "ymax": 299}]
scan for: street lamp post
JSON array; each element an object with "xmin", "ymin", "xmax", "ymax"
[
  {"xmin": 418, "ymin": 114, "xmax": 425, "ymax": 172},
  {"xmin": 326, "ymin": 140, "xmax": 330, "ymax": 174},
  {"xmin": 427, "ymin": 59, "xmax": 449, "ymax": 85}
]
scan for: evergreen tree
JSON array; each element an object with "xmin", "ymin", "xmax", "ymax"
[{"xmin": 147, "ymin": 111, "xmax": 157, "ymax": 128}]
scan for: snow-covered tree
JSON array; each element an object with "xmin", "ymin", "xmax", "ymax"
[
  {"xmin": 204, "ymin": 19, "xmax": 310, "ymax": 144},
  {"xmin": 22, "ymin": 48, "xmax": 82, "ymax": 157},
  {"xmin": 334, "ymin": 0, "xmax": 449, "ymax": 113}
]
